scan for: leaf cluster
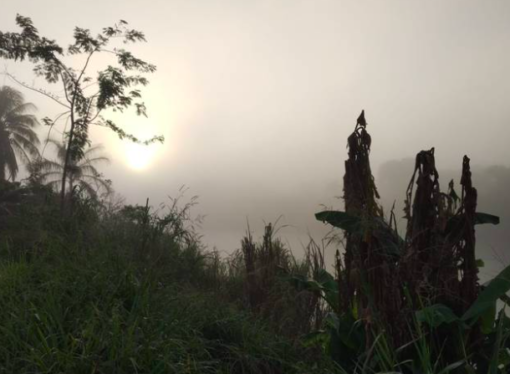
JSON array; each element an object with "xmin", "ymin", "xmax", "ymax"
[{"xmin": 0, "ymin": 15, "xmax": 163, "ymax": 164}]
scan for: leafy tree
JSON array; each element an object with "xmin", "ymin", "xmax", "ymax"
[
  {"xmin": 0, "ymin": 15, "xmax": 163, "ymax": 211},
  {"xmin": 0, "ymin": 85, "xmax": 40, "ymax": 181},
  {"xmin": 37, "ymin": 139, "xmax": 111, "ymax": 199}
]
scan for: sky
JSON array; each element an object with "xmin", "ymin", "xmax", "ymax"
[{"xmin": 1, "ymin": 0, "xmax": 509, "ymax": 270}]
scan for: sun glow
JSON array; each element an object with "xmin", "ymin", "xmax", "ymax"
[{"xmin": 124, "ymin": 142, "xmax": 159, "ymax": 171}]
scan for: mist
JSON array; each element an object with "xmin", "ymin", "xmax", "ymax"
[{"xmin": 1, "ymin": 0, "xmax": 509, "ymax": 256}]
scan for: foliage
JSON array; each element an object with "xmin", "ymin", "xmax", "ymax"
[
  {"xmin": 36, "ymin": 138, "xmax": 111, "ymax": 199},
  {"xmin": 0, "ymin": 86, "xmax": 40, "ymax": 181},
  {"xmin": 0, "ymin": 182, "xmax": 334, "ymax": 373},
  {"xmin": 302, "ymin": 111, "xmax": 506, "ymax": 372},
  {"xmin": 235, "ymin": 223, "xmax": 328, "ymax": 338},
  {"xmin": 462, "ymin": 265, "xmax": 510, "ymax": 323},
  {"xmin": 0, "ymin": 15, "xmax": 163, "ymax": 209},
  {"xmin": 0, "ymin": 109, "xmax": 509, "ymax": 373},
  {"xmin": 0, "ymin": 249, "xmax": 328, "ymax": 373}
]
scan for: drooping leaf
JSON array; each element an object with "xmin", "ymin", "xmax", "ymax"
[
  {"xmin": 498, "ymin": 293, "xmax": 510, "ymax": 307},
  {"xmin": 302, "ymin": 330, "xmax": 329, "ymax": 348},
  {"xmin": 324, "ymin": 311, "xmax": 364, "ymax": 366},
  {"xmin": 480, "ymin": 303, "xmax": 496, "ymax": 334},
  {"xmin": 372, "ymin": 217, "xmax": 404, "ymax": 258},
  {"xmin": 437, "ymin": 360, "xmax": 467, "ymax": 374},
  {"xmin": 475, "ymin": 212, "xmax": 500, "ymax": 225},
  {"xmin": 288, "ymin": 270, "xmax": 339, "ymax": 310},
  {"xmin": 488, "ymin": 310, "xmax": 506, "ymax": 374},
  {"xmin": 315, "ymin": 269, "xmax": 338, "ymax": 293},
  {"xmin": 416, "ymin": 304, "xmax": 459, "ymax": 328},
  {"xmin": 316, "ymin": 211, "xmax": 403, "ymax": 258},
  {"xmin": 315, "ymin": 211, "xmax": 361, "ymax": 233},
  {"xmin": 446, "ymin": 212, "xmax": 500, "ymax": 238},
  {"xmin": 336, "ymin": 313, "xmax": 364, "ymax": 351},
  {"xmin": 462, "ymin": 264, "xmax": 510, "ymax": 322},
  {"xmin": 324, "ymin": 312, "xmax": 340, "ymax": 332}
]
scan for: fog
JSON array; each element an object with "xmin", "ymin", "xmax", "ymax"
[{"xmin": 1, "ymin": 0, "xmax": 509, "ymax": 258}]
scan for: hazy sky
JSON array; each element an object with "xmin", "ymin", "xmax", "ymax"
[{"xmin": 1, "ymin": 0, "xmax": 509, "ymax": 260}]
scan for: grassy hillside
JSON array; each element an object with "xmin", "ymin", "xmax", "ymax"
[{"xmin": 0, "ymin": 181, "xmax": 335, "ymax": 374}]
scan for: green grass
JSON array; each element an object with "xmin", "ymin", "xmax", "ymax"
[
  {"xmin": 0, "ymin": 240, "xmax": 332, "ymax": 374},
  {"xmin": 4, "ymin": 178, "xmax": 508, "ymax": 373}
]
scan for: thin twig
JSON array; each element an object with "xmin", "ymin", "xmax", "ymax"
[
  {"xmin": 41, "ymin": 111, "xmax": 71, "ymax": 158},
  {"xmin": 2, "ymin": 72, "xmax": 70, "ymax": 109}
]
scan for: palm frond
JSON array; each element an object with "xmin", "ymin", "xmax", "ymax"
[
  {"xmin": 6, "ymin": 110, "xmax": 38, "ymax": 123},
  {"xmin": 82, "ymin": 156, "xmax": 110, "ymax": 165},
  {"xmin": 77, "ymin": 164, "xmax": 101, "ymax": 176},
  {"xmin": 9, "ymin": 124, "xmax": 40, "ymax": 145},
  {"xmin": 0, "ymin": 86, "xmax": 40, "ymax": 181},
  {"xmin": 39, "ymin": 159, "xmax": 64, "ymax": 173},
  {"xmin": 38, "ymin": 138, "xmax": 111, "ymax": 195},
  {"xmin": 44, "ymin": 179, "xmax": 61, "ymax": 192},
  {"xmin": 82, "ymin": 144, "xmax": 108, "ymax": 160},
  {"xmin": 76, "ymin": 180, "xmax": 98, "ymax": 199},
  {"xmin": 40, "ymin": 172, "xmax": 63, "ymax": 184},
  {"xmin": 0, "ymin": 87, "xmax": 25, "ymax": 116},
  {"xmin": 11, "ymin": 134, "xmax": 40, "ymax": 157},
  {"xmin": 8, "ymin": 102, "xmax": 38, "ymax": 116},
  {"xmin": 45, "ymin": 138, "xmax": 67, "ymax": 162},
  {"xmin": 1, "ymin": 142, "xmax": 19, "ymax": 181},
  {"xmin": 10, "ymin": 139, "xmax": 32, "ymax": 165},
  {"xmin": 81, "ymin": 174, "xmax": 112, "ymax": 193}
]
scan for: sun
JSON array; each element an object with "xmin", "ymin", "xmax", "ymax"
[{"xmin": 124, "ymin": 142, "xmax": 159, "ymax": 171}]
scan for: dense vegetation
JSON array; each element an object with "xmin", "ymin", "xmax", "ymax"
[
  {"xmin": 0, "ymin": 15, "xmax": 509, "ymax": 374},
  {"xmin": 1, "ymin": 110, "xmax": 509, "ymax": 373},
  {"xmin": 0, "ymin": 180, "xmax": 334, "ymax": 373}
]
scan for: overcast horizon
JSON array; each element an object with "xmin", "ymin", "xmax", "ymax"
[{"xmin": 1, "ymin": 0, "xmax": 509, "ymax": 268}]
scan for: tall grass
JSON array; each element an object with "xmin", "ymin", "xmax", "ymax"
[{"xmin": 0, "ymin": 182, "xmax": 337, "ymax": 373}]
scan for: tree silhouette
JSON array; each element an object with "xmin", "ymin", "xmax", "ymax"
[
  {"xmin": 0, "ymin": 86, "xmax": 40, "ymax": 181},
  {"xmin": 38, "ymin": 139, "xmax": 111, "ymax": 199},
  {"xmin": 0, "ymin": 15, "xmax": 163, "ymax": 212}
]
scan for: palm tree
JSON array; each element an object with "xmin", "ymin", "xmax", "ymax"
[
  {"xmin": 39, "ymin": 139, "xmax": 111, "ymax": 198},
  {"xmin": 0, "ymin": 86, "xmax": 40, "ymax": 181}
]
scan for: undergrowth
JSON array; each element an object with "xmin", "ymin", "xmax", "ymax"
[
  {"xmin": 0, "ymin": 182, "xmax": 335, "ymax": 373},
  {"xmin": 0, "ymin": 111, "xmax": 509, "ymax": 374},
  {"xmin": 0, "ymin": 239, "xmax": 333, "ymax": 373}
]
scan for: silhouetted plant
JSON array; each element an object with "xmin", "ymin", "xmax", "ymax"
[
  {"xmin": 37, "ymin": 138, "xmax": 111, "ymax": 200},
  {"xmin": 311, "ymin": 110, "xmax": 504, "ymax": 371},
  {"xmin": 239, "ymin": 223, "xmax": 327, "ymax": 338},
  {"xmin": 0, "ymin": 86, "xmax": 40, "ymax": 181},
  {"xmin": 0, "ymin": 15, "xmax": 163, "ymax": 212}
]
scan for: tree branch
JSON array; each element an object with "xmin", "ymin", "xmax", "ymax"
[
  {"xmin": 59, "ymin": 71, "xmax": 72, "ymax": 105},
  {"xmin": 88, "ymin": 106, "xmax": 103, "ymax": 124},
  {"xmin": 41, "ymin": 111, "xmax": 71, "ymax": 158},
  {"xmin": 2, "ymin": 72, "xmax": 71, "ymax": 109},
  {"xmin": 76, "ymin": 49, "xmax": 96, "ymax": 84}
]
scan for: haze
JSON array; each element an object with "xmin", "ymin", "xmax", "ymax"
[{"xmin": 1, "ymin": 0, "xmax": 509, "ymax": 277}]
